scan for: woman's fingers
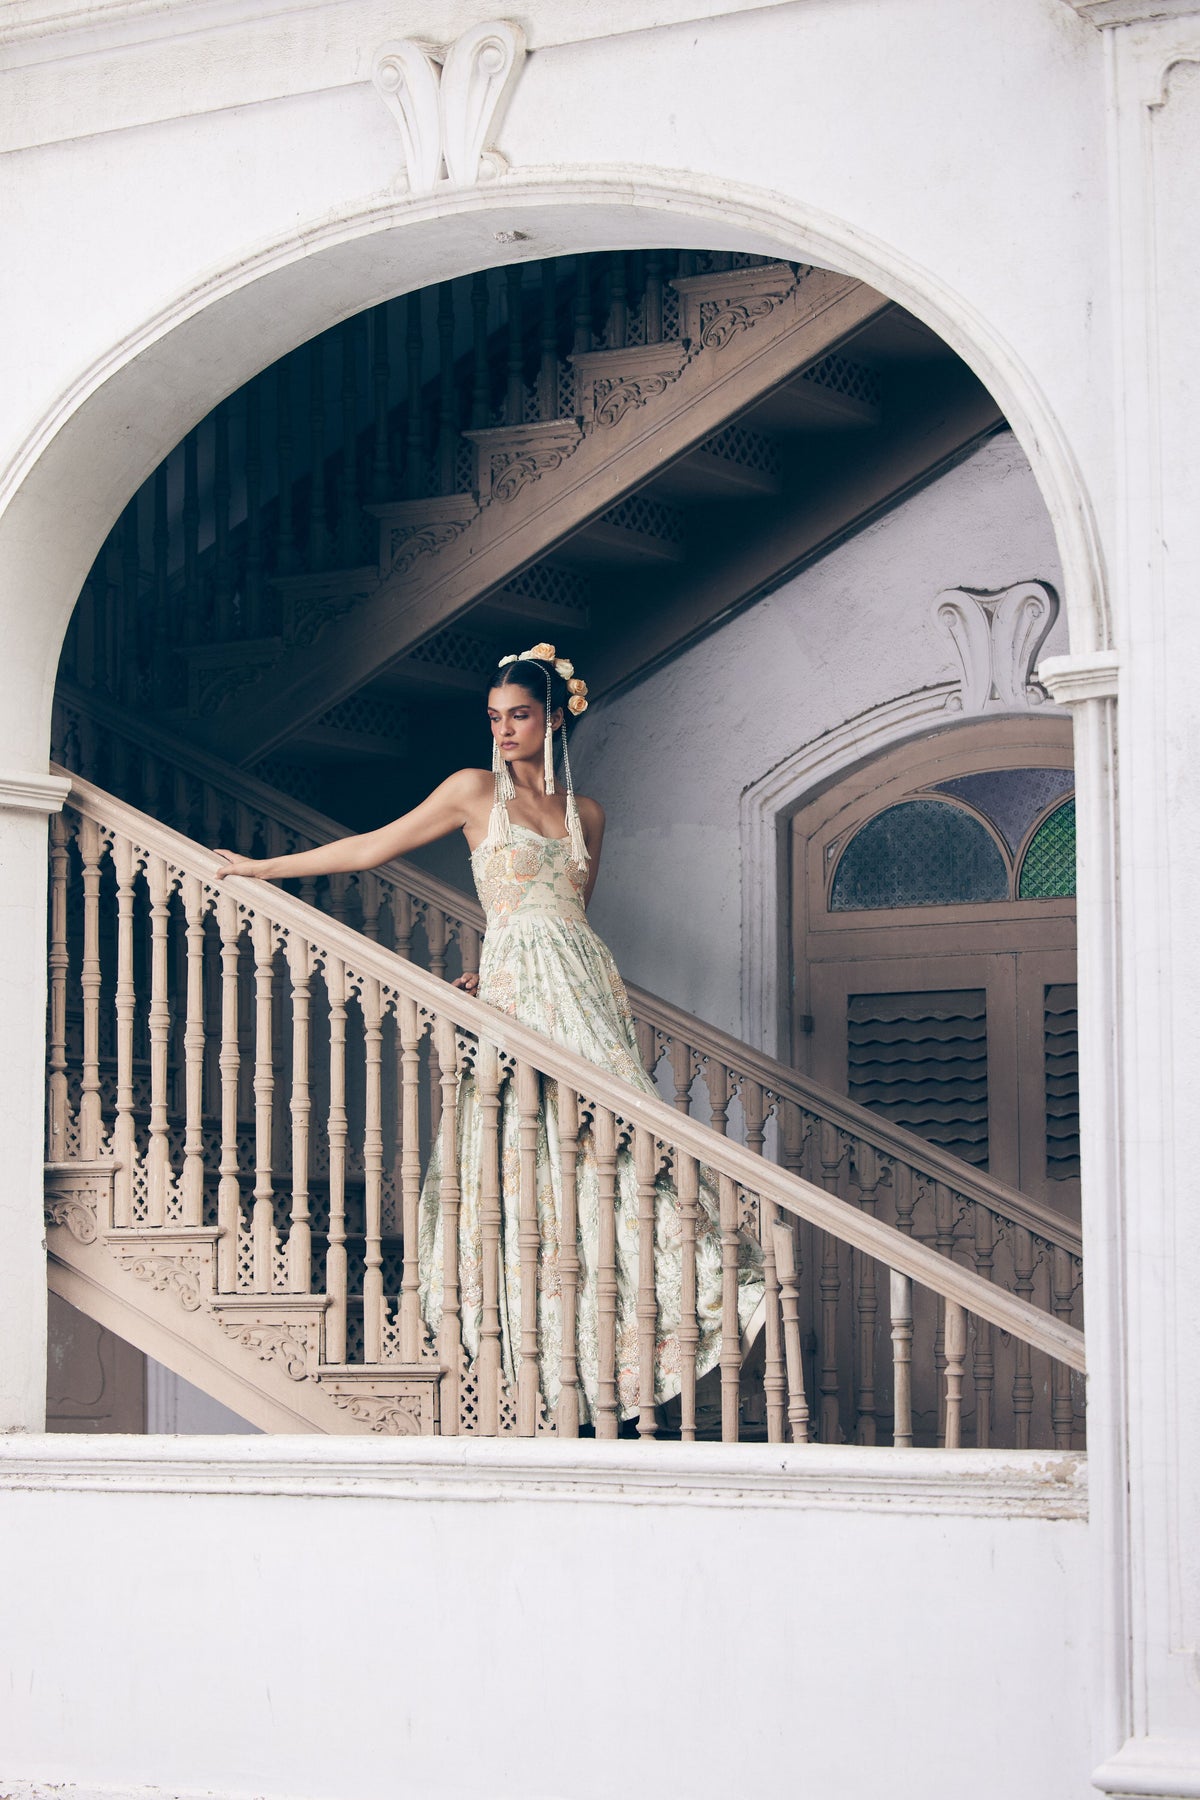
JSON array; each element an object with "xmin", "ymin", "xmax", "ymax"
[
  {"xmin": 213, "ymin": 849, "xmax": 257, "ymax": 880},
  {"xmin": 452, "ymin": 973, "xmax": 480, "ymax": 994}
]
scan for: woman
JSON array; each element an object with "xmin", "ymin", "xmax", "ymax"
[{"xmin": 215, "ymin": 643, "xmax": 763, "ymax": 1425}]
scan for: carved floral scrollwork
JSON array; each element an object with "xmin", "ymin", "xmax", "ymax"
[
  {"xmin": 592, "ymin": 371, "xmax": 682, "ymax": 429},
  {"xmin": 492, "ymin": 445, "xmax": 575, "ymax": 504},
  {"xmin": 45, "ymin": 1194, "xmax": 99, "ymax": 1244},
  {"xmin": 220, "ymin": 1320, "xmax": 312, "ymax": 1381},
  {"xmin": 698, "ymin": 294, "xmax": 787, "ymax": 351},
  {"xmin": 935, "ymin": 581, "xmax": 1060, "ymax": 714},
  {"xmin": 323, "ymin": 1387, "xmax": 427, "ymax": 1435},
  {"xmin": 120, "ymin": 1251, "xmax": 206, "ymax": 1312},
  {"xmin": 389, "ymin": 517, "xmax": 472, "ymax": 577},
  {"xmin": 196, "ymin": 661, "xmax": 269, "ymax": 718}
]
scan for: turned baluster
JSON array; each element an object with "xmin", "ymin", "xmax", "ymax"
[
  {"xmin": 932, "ymin": 1180, "xmax": 956, "ymax": 1444},
  {"xmin": 308, "ymin": 339, "xmax": 331, "ymax": 570},
  {"xmin": 250, "ymin": 914, "xmax": 277, "ymax": 1289},
  {"xmin": 325, "ymin": 956, "xmax": 349, "ymax": 1360},
  {"xmin": 426, "ymin": 908, "xmax": 449, "ymax": 984},
  {"xmin": 47, "ymin": 815, "xmax": 70, "ymax": 1159},
  {"xmin": 606, "ymin": 251, "xmax": 628, "ymax": 349},
  {"xmin": 537, "ymin": 258, "xmax": 558, "ymax": 419},
  {"xmin": 516, "ymin": 1058, "xmax": 542, "ymax": 1435},
  {"xmin": 772, "ymin": 1221, "xmax": 811, "ymax": 1444},
  {"xmin": 201, "ymin": 785, "xmax": 224, "ymax": 863},
  {"xmin": 215, "ymin": 893, "xmax": 243, "ymax": 1291},
  {"xmin": 555, "ymin": 1083, "xmax": 582, "ymax": 1437},
  {"xmin": 357, "ymin": 872, "xmax": 382, "ymax": 942},
  {"xmin": 676, "ymin": 1150, "xmax": 701, "ymax": 1441},
  {"xmin": 634, "ymin": 1017, "xmax": 656, "ymax": 1076},
  {"xmin": 432, "ymin": 1013, "xmax": 462, "ymax": 1419},
  {"xmin": 1051, "ymin": 1247, "xmax": 1077, "ymax": 1448},
  {"xmin": 475, "ymin": 1039, "xmax": 504, "ymax": 1433},
  {"xmin": 745, "ymin": 1080, "xmax": 785, "ymax": 1442},
  {"xmin": 151, "ymin": 462, "xmax": 170, "ymax": 699},
  {"xmin": 180, "ymin": 875, "xmax": 207, "ymax": 1227},
  {"xmin": 572, "ymin": 255, "xmax": 592, "ymax": 355},
  {"xmin": 817, "ymin": 1121, "xmax": 846, "ymax": 1442},
  {"xmin": 505, "ymin": 265, "xmax": 525, "ymax": 425},
  {"xmin": 972, "ymin": 1202, "xmax": 996, "ymax": 1448},
  {"xmin": 212, "ymin": 401, "xmax": 233, "ymax": 638},
  {"xmin": 593, "ymin": 1106, "xmax": 620, "ymax": 1439},
  {"xmin": 470, "ymin": 271, "xmax": 491, "ymax": 429},
  {"xmin": 702, "ymin": 1058, "xmax": 730, "ymax": 1135},
  {"xmin": 403, "ymin": 291, "xmax": 425, "ymax": 499},
  {"xmin": 890, "ymin": 1271, "xmax": 914, "ymax": 1447},
  {"xmin": 286, "ymin": 938, "xmax": 313, "ymax": 1292},
  {"xmin": 144, "ymin": 855, "xmax": 174, "ymax": 1226},
  {"xmin": 391, "ymin": 887, "xmax": 414, "ymax": 961},
  {"xmin": 633, "ymin": 1126, "xmax": 659, "ymax": 1439},
  {"xmin": 371, "ymin": 303, "xmax": 392, "ymax": 502},
  {"xmin": 339, "ymin": 318, "xmax": 361, "ymax": 562},
  {"xmin": 107, "ymin": 832, "xmax": 137, "ymax": 1223},
  {"xmin": 326, "ymin": 870, "xmax": 349, "ymax": 925},
  {"xmin": 460, "ymin": 923, "xmax": 481, "ymax": 982},
  {"xmin": 644, "ymin": 251, "xmax": 663, "ymax": 344},
  {"xmin": 275, "ymin": 357, "xmax": 299, "ymax": 576},
  {"xmin": 181, "ymin": 429, "xmax": 201, "ymax": 644},
  {"xmin": 718, "ymin": 1173, "xmax": 742, "ymax": 1442},
  {"xmin": 361, "ymin": 978, "xmax": 385, "ymax": 1361},
  {"xmin": 943, "ymin": 1301, "xmax": 968, "ymax": 1450},
  {"xmin": 851, "ymin": 1139, "xmax": 882, "ymax": 1444},
  {"xmin": 893, "ymin": 1163, "xmax": 919, "ymax": 1235},
  {"xmin": 436, "ymin": 282, "xmax": 458, "ymax": 495},
  {"xmin": 396, "ymin": 994, "xmax": 423, "ymax": 1361},
  {"xmin": 670, "ymin": 1038, "xmax": 694, "ymax": 1114},
  {"xmin": 244, "ymin": 377, "xmax": 265, "ymax": 637}
]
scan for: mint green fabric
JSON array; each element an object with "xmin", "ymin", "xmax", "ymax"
[{"xmin": 418, "ymin": 825, "xmax": 763, "ymax": 1423}]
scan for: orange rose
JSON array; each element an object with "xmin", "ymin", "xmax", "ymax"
[
  {"xmin": 568, "ymin": 695, "xmax": 588, "ymax": 715},
  {"xmin": 528, "ymin": 641, "xmax": 556, "ymax": 662}
]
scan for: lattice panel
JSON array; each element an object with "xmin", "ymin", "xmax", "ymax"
[
  {"xmin": 499, "ymin": 561, "xmax": 591, "ymax": 618},
  {"xmin": 601, "ymin": 493, "xmax": 684, "ymax": 545},
  {"xmin": 316, "ymin": 695, "xmax": 409, "ymax": 744},
  {"xmin": 700, "ymin": 423, "xmax": 781, "ymax": 477},
  {"xmin": 235, "ymin": 1221, "xmax": 255, "ymax": 1290},
  {"xmin": 801, "ymin": 353, "xmax": 881, "ymax": 410},
  {"xmin": 248, "ymin": 760, "xmax": 321, "ymax": 807},
  {"xmin": 456, "ymin": 440, "xmax": 476, "ymax": 494},
  {"xmin": 271, "ymin": 1237, "xmax": 290, "ymax": 1291},
  {"xmin": 408, "ymin": 628, "xmax": 496, "ymax": 677}
]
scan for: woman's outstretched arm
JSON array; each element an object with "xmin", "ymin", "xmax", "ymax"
[{"xmin": 213, "ymin": 768, "xmax": 489, "ymax": 882}]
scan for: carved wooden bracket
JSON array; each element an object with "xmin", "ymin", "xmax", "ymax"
[
  {"xmin": 935, "ymin": 581, "xmax": 1060, "ymax": 714},
  {"xmin": 372, "ymin": 22, "xmax": 526, "ymax": 193}
]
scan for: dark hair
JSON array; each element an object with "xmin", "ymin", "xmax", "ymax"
[{"xmin": 486, "ymin": 657, "xmax": 574, "ymax": 727}]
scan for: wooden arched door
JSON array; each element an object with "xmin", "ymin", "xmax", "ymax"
[{"xmin": 790, "ymin": 716, "xmax": 1077, "ymax": 1216}]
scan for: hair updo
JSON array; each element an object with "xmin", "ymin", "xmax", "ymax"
[{"xmin": 486, "ymin": 657, "xmax": 574, "ymax": 727}]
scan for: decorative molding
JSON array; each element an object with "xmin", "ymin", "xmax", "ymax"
[
  {"xmin": 466, "ymin": 418, "xmax": 584, "ymax": 503},
  {"xmin": 321, "ymin": 1369, "xmax": 439, "ymax": 1436},
  {"xmin": 1065, "ymin": 0, "xmax": 1200, "ymax": 25},
  {"xmin": 117, "ymin": 1247, "xmax": 207, "ymax": 1313},
  {"xmin": 571, "ymin": 340, "xmax": 692, "ymax": 430},
  {"xmin": 0, "ymin": 1436, "xmax": 1087, "ymax": 1518},
  {"xmin": 0, "ymin": 768, "xmax": 71, "ymax": 815},
  {"xmin": 672, "ymin": 262, "xmax": 799, "ymax": 352},
  {"xmin": 740, "ymin": 684, "xmax": 959, "ymax": 1056},
  {"xmin": 1038, "ymin": 650, "xmax": 1120, "ymax": 706},
  {"xmin": 934, "ymin": 580, "xmax": 1060, "ymax": 714},
  {"xmin": 218, "ymin": 1318, "xmax": 316, "ymax": 1381},
  {"xmin": 1092, "ymin": 1736, "xmax": 1200, "ymax": 1797},
  {"xmin": 44, "ymin": 1189, "xmax": 99, "ymax": 1243},
  {"xmin": 372, "ymin": 22, "xmax": 526, "ymax": 194}
]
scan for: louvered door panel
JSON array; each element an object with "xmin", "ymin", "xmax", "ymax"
[{"xmin": 846, "ymin": 988, "xmax": 989, "ymax": 1167}]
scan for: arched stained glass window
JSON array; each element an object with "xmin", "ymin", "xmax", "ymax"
[
  {"xmin": 1019, "ymin": 799, "xmax": 1076, "ymax": 899},
  {"xmin": 829, "ymin": 799, "xmax": 1009, "ymax": 912}
]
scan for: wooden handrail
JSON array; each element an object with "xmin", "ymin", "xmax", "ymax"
[
  {"xmin": 54, "ymin": 680, "xmax": 1082, "ymax": 1264},
  {"xmin": 56, "ymin": 765, "xmax": 1085, "ymax": 1377}
]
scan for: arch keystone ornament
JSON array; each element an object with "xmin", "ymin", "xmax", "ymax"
[
  {"xmin": 935, "ymin": 581, "xmax": 1060, "ymax": 714},
  {"xmin": 372, "ymin": 21, "xmax": 526, "ymax": 194}
]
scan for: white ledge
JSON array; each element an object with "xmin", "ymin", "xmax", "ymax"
[
  {"xmin": 1092, "ymin": 1736, "xmax": 1200, "ymax": 1796},
  {"xmin": 1064, "ymin": 0, "xmax": 1200, "ymax": 23},
  {"xmin": 0, "ymin": 768, "xmax": 71, "ymax": 815},
  {"xmin": 1037, "ymin": 651, "xmax": 1120, "ymax": 705},
  {"xmin": 0, "ymin": 1435, "xmax": 1088, "ymax": 1518}
]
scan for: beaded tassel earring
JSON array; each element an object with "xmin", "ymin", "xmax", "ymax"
[
  {"xmin": 541, "ymin": 665, "xmax": 557, "ymax": 796},
  {"xmin": 481, "ymin": 727, "xmax": 515, "ymax": 853},
  {"xmin": 561, "ymin": 722, "xmax": 590, "ymax": 868}
]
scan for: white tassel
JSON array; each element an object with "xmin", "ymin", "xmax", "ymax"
[
  {"xmin": 481, "ymin": 797, "xmax": 512, "ymax": 854},
  {"xmin": 543, "ymin": 717, "xmax": 556, "ymax": 795},
  {"xmin": 492, "ymin": 736, "xmax": 515, "ymax": 802},
  {"xmin": 561, "ymin": 727, "xmax": 589, "ymax": 866}
]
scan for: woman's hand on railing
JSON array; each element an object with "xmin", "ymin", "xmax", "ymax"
[
  {"xmin": 453, "ymin": 973, "xmax": 480, "ymax": 997},
  {"xmin": 213, "ymin": 849, "xmax": 272, "ymax": 880}
]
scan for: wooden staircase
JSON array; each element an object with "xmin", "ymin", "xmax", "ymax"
[{"xmin": 47, "ymin": 689, "xmax": 1085, "ymax": 1447}]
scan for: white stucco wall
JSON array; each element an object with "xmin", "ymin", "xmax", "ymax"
[
  {"xmin": 0, "ymin": 1438, "xmax": 1091, "ymax": 1800},
  {"xmin": 578, "ymin": 431, "xmax": 1067, "ymax": 1035}
]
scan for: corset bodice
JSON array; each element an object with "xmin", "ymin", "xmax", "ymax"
[{"xmin": 470, "ymin": 825, "xmax": 589, "ymax": 929}]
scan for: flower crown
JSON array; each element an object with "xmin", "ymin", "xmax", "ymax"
[{"xmin": 497, "ymin": 642, "xmax": 589, "ymax": 714}]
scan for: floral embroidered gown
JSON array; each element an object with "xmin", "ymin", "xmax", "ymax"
[{"xmin": 417, "ymin": 824, "xmax": 764, "ymax": 1422}]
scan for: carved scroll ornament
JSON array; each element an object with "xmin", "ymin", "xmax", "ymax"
[
  {"xmin": 935, "ymin": 581, "xmax": 1060, "ymax": 714},
  {"xmin": 372, "ymin": 22, "xmax": 526, "ymax": 194}
]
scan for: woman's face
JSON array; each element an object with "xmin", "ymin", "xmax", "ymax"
[{"xmin": 487, "ymin": 684, "xmax": 547, "ymax": 766}]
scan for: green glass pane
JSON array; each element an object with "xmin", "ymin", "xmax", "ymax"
[
  {"xmin": 1019, "ymin": 799, "xmax": 1077, "ymax": 899},
  {"xmin": 830, "ymin": 799, "xmax": 1009, "ymax": 912}
]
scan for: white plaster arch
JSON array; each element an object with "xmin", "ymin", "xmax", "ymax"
[{"xmin": 0, "ymin": 166, "xmax": 1110, "ymax": 771}]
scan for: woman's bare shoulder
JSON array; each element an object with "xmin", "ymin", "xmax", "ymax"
[{"xmin": 575, "ymin": 794, "xmax": 606, "ymax": 830}]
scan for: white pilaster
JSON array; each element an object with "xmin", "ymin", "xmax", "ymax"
[{"xmin": 0, "ymin": 770, "xmax": 70, "ymax": 1433}]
